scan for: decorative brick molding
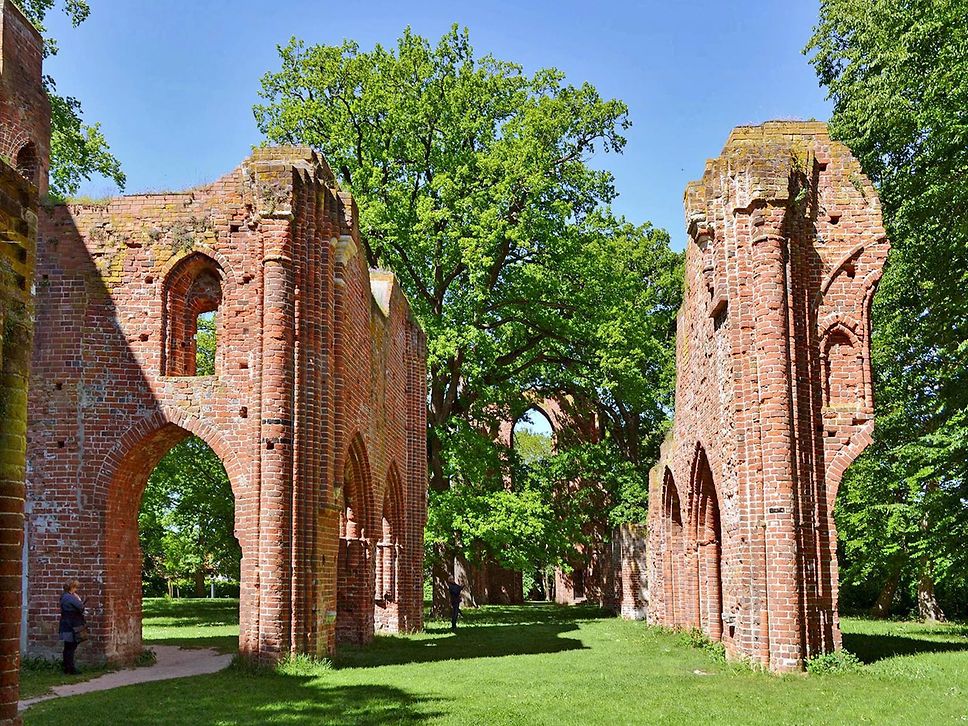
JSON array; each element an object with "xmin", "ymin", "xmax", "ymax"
[{"xmin": 644, "ymin": 122, "xmax": 889, "ymax": 671}]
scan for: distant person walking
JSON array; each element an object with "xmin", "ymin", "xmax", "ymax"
[
  {"xmin": 59, "ymin": 579, "xmax": 87, "ymax": 674},
  {"xmin": 447, "ymin": 575, "xmax": 463, "ymax": 631}
]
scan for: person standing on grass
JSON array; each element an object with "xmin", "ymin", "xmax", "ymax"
[
  {"xmin": 447, "ymin": 575, "xmax": 463, "ymax": 631},
  {"xmin": 59, "ymin": 579, "xmax": 87, "ymax": 674}
]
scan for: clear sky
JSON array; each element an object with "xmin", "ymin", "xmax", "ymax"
[{"xmin": 45, "ymin": 0, "xmax": 830, "ymax": 250}]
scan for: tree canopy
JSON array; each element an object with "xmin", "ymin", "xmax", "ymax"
[
  {"xmin": 255, "ymin": 27, "xmax": 682, "ymax": 601},
  {"xmin": 807, "ymin": 0, "xmax": 968, "ymax": 619}
]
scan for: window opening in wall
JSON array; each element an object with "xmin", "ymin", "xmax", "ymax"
[{"xmin": 195, "ymin": 310, "xmax": 217, "ymax": 376}]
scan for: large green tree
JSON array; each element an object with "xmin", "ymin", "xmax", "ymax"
[
  {"xmin": 255, "ymin": 27, "xmax": 681, "ymax": 607},
  {"xmin": 13, "ymin": 0, "xmax": 125, "ymax": 198},
  {"xmin": 807, "ymin": 0, "xmax": 968, "ymax": 620}
]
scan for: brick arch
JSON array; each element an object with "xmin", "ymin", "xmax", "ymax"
[
  {"xmin": 98, "ymin": 407, "xmax": 247, "ymax": 662},
  {"xmin": 336, "ymin": 432, "xmax": 376, "ymax": 646},
  {"xmin": 687, "ymin": 443, "xmax": 723, "ymax": 641},
  {"xmin": 158, "ymin": 244, "xmax": 241, "ymax": 288}
]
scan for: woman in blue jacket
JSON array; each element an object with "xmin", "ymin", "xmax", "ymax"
[{"xmin": 59, "ymin": 579, "xmax": 86, "ymax": 674}]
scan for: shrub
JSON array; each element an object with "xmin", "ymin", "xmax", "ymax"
[
  {"xmin": 805, "ymin": 649, "xmax": 863, "ymax": 675},
  {"xmin": 681, "ymin": 628, "xmax": 726, "ymax": 662}
]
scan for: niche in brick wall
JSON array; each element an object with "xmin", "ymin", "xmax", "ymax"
[
  {"xmin": 822, "ymin": 326, "xmax": 862, "ymax": 410},
  {"xmin": 161, "ymin": 252, "xmax": 223, "ymax": 376},
  {"xmin": 15, "ymin": 141, "xmax": 38, "ymax": 187}
]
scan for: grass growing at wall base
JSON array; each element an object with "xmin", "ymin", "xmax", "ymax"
[{"xmin": 20, "ymin": 600, "xmax": 968, "ymax": 725}]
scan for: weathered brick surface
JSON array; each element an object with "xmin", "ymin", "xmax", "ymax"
[
  {"xmin": 0, "ymin": 0, "xmax": 48, "ymax": 197},
  {"xmin": 0, "ymin": 3, "xmax": 43, "ymax": 721},
  {"xmin": 644, "ymin": 122, "xmax": 888, "ymax": 671},
  {"xmin": 23, "ymin": 148, "xmax": 427, "ymax": 664}
]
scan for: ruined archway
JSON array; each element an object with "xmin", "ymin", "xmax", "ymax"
[
  {"xmin": 336, "ymin": 433, "xmax": 375, "ymax": 646},
  {"xmin": 689, "ymin": 446, "xmax": 722, "ymax": 641},
  {"xmin": 99, "ymin": 413, "xmax": 247, "ymax": 662},
  {"xmin": 660, "ymin": 468, "xmax": 683, "ymax": 626}
]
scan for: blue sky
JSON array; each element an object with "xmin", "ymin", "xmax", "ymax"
[{"xmin": 46, "ymin": 0, "xmax": 830, "ymax": 250}]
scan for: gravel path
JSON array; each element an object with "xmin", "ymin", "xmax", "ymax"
[{"xmin": 19, "ymin": 645, "xmax": 232, "ymax": 711}]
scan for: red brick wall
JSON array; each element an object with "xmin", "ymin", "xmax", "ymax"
[
  {"xmin": 24, "ymin": 148, "xmax": 427, "ymax": 665},
  {"xmin": 0, "ymin": 158, "xmax": 37, "ymax": 726},
  {"xmin": 646, "ymin": 122, "xmax": 888, "ymax": 671}
]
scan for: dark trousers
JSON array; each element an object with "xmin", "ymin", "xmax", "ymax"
[
  {"xmin": 62, "ymin": 640, "xmax": 78, "ymax": 673},
  {"xmin": 450, "ymin": 602, "xmax": 460, "ymax": 629}
]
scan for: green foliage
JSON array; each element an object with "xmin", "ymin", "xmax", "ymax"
[
  {"xmin": 680, "ymin": 628, "xmax": 726, "ymax": 663},
  {"xmin": 12, "ymin": 0, "xmax": 125, "ymax": 199},
  {"xmin": 195, "ymin": 311, "xmax": 216, "ymax": 376},
  {"xmin": 256, "ymin": 26, "xmax": 681, "ymax": 583},
  {"xmin": 139, "ymin": 436, "xmax": 240, "ymax": 593},
  {"xmin": 807, "ymin": 0, "xmax": 968, "ymax": 618},
  {"xmin": 805, "ymin": 649, "xmax": 863, "ymax": 675}
]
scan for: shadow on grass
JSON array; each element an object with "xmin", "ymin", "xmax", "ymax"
[
  {"xmin": 843, "ymin": 631, "xmax": 968, "ymax": 664},
  {"xmin": 336, "ymin": 623, "xmax": 585, "ymax": 669},
  {"xmin": 24, "ymin": 673, "xmax": 439, "ymax": 726}
]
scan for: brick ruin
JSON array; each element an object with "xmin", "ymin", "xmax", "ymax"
[
  {"xmin": 645, "ymin": 122, "xmax": 889, "ymax": 671},
  {"xmin": 0, "ymin": 1, "xmax": 44, "ymax": 722},
  {"xmin": 0, "ymin": 1, "xmax": 428, "ymax": 680},
  {"xmin": 24, "ymin": 146, "xmax": 428, "ymax": 665}
]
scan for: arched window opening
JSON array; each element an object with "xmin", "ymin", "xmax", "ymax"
[
  {"xmin": 15, "ymin": 141, "xmax": 38, "ymax": 187},
  {"xmin": 162, "ymin": 253, "xmax": 223, "ymax": 377}
]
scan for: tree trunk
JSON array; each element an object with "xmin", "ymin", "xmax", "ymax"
[
  {"xmin": 917, "ymin": 560, "xmax": 946, "ymax": 622},
  {"xmin": 430, "ymin": 543, "xmax": 453, "ymax": 617},
  {"xmin": 916, "ymin": 480, "xmax": 945, "ymax": 622},
  {"xmin": 194, "ymin": 569, "xmax": 206, "ymax": 598},
  {"xmin": 869, "ymin": 564, "xmax": 901, "ymax": 618}
]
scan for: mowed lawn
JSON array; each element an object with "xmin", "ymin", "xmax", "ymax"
[{"xmin": 21, "ymin": 598, "xmax": 968, "ymax": 725}]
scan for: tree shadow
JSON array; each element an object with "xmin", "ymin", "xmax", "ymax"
[
  {"xmin": 336, "ymin": 621, "xmax": 586, "ymax": 669},
  {"xmin": 843, "ymin": 631, "xmax": 968, "ymax": 664},
  {"xmin": 24, "ymin": 674, "xmax": 440, "ymax": 725}
]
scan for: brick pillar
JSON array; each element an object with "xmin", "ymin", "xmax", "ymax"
[
  {"xmin": 258, "ymin": 240, "xmax": 295, "ymax": 659},
  {"xmin": 0, "ymin": 164, "xmax": 36, "ymax": 725},
  {"xmin": 749, "ymin": 216, "xmax": 803, "ymax": 672}
]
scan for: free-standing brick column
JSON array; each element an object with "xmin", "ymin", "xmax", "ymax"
[
  {"xmin": 0, "ymin": 3, "xmax": 46, "ymax": 722},
  {"xmin": 0, "ymin": 162, "xmax": 37, "ymax": 726},
  {"xmin": 647, "ymin": 122, "xmax": 889, "ymax": 671}
]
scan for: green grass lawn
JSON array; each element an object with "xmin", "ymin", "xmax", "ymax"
[{"xmin": 21, "ymin": 599, "xmax": 968, "ymax": 725}]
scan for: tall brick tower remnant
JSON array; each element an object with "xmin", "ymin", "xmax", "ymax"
[
  {"xmin": 0, "ymin": 1, "xmax": 46, "ymax": 722},
  {"xmin": 647, "ymin": 122, "xmax": 888, "ymax": 671}
]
